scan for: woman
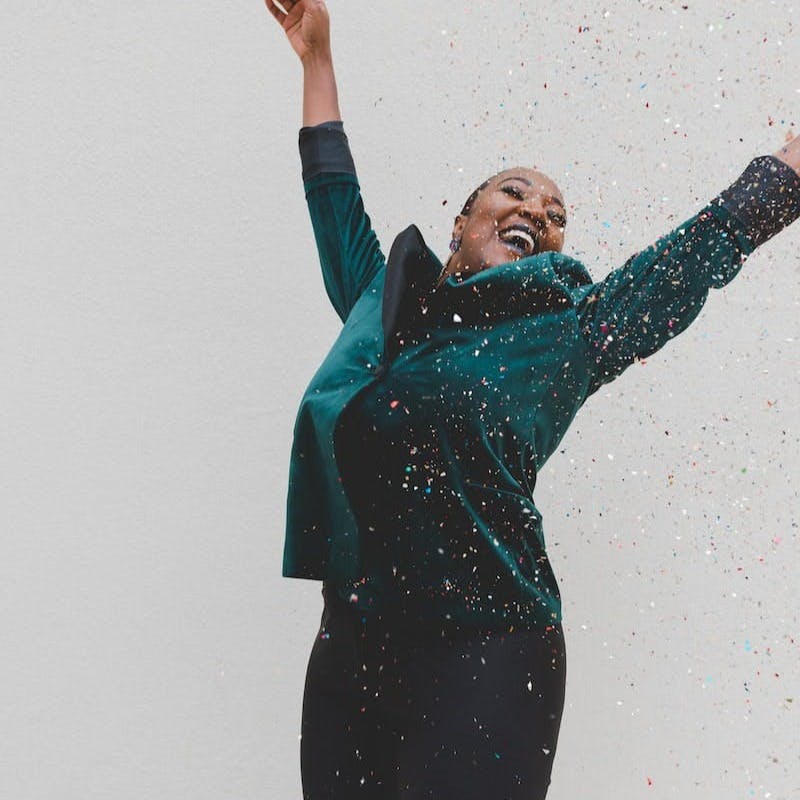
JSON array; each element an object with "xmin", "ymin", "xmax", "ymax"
[{"xmin": 266, "ymin": 1, "xmax": 800, "ymax": 798}]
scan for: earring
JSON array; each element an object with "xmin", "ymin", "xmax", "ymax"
[{"xmin": 449, "ymin": 237, "xmax": 461, "ymax": 253}]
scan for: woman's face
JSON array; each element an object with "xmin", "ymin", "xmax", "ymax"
[{"xmin": 447, "ymin": 168, "xmax": 567, "ymax": 277}]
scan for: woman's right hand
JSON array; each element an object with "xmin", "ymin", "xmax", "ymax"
[{"xmin": 265, "ymin": 0, "xmax": 332, "ymax": 65}]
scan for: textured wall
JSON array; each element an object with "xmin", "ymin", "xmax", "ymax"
[{"xmin": 1, "ymin": 1, "xmax": 797, "ymax": 797}]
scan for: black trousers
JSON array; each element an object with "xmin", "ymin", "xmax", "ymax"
[{"xmin": 300, "ymin": 583, "xmax": 567, "ymax": 800}]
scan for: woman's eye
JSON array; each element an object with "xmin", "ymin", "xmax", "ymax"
[
  {"xmin": 502, "ymin": 186, "xmax": 567, "ymax": 226},
  {"xmin": 501, "ymin": 186, "xmax": 524, "ymax": 199}
]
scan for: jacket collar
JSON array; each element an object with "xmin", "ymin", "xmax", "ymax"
[
  {"xmin": 382, "ymin": 224, "xmax": 443, "ymax": 360},
  {"xmin": 381, "ymin": 223, "xmax": 594, "ymax": 361}
]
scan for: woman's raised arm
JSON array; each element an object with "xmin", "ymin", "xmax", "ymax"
[
  {"xmin": 265, "ymin": 0, "xmax": 341, "ymax": 125},
  {"xmin": 572, "ymin": 140, "xmax": 800, "ymax": 400},
  {"xmin": 265, "ymin": 0, "xmax": 385, "ymax": 323}
]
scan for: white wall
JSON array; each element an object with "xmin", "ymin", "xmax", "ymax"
[{"xmin": 1, "ymin": 1, "xmax": 797, "ymax": 797}]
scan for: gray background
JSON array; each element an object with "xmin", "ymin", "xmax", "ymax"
[{"xmin": 1, "ymin": 1, "xmax": 798, "ymax": 797}]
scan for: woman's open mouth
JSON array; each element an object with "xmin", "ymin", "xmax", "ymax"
[{"xmin": 498, "ymin": 224, "xmax": 537, "ymax": 255}]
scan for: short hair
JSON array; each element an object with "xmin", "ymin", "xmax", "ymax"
[
  {"xmin": 458, "ymin": 169, "xmax": 566, "ymax": 224},
  {"xmin": 459, "ymin": 171, "xmax": 503, "ymax": 217}
]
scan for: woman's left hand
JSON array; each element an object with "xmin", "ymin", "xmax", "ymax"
[{"xmin": 773, "ymin": 130, "xmax": 800, "ymax": 175}]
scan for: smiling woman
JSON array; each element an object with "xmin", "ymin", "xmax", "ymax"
[
  {"xmin": 265, "ymin": 1, "xmax": 800, "ymax": 799},
  {"xmin": 441, "ymin": 168, "xmax": 569, "ymax": 286}
]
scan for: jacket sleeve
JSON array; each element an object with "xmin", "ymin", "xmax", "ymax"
[
  {"xmin": 299, "ymin": 120, "xmax": 386, "ymax": 324},
  {"xmin": 573, "ymin": 155, "xmax": 800, "ymax": 400}
]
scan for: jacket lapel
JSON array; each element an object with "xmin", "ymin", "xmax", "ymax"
[{"xmin": 382, "ymin": 224, "xmax": 443, "ymax": 361}]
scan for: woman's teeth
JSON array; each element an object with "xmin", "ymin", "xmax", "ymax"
[{"xmin": 498, "ymin": 228, "xmax": 535, "ymax": 253}]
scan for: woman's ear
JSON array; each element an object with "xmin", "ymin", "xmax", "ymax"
[{"xmin": 451, "ymin": 213, "xmax": 466, "ymax": 241}]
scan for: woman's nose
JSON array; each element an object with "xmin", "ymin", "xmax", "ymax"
[{"xmin": 519, "ymin": 199, "xmax": 548, "ymax": 229}]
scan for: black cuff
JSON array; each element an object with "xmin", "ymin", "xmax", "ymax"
[
  {"xmin": 298, "ymin": 120, "xmax": 357, "ymax": 182},
  {"xmin": 711, "ymin": 155, "xmax": 800, "ymax": 249}
]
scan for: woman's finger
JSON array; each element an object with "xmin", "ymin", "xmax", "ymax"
[
  {"xmin": 264, "ymin": 0, "xmax": 284, "ymax": 22},
  {"xmin": 265, "ymin": 0, "xmax": 294, "ymax": 22},
  {"xmin": 274, "ymin": 0, "xmax": 300, "ymax": 16}
]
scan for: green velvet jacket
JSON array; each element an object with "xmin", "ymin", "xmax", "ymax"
[{"xmin": 282, "ymin": 121, "xmax": 800, "ymax": 632}]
